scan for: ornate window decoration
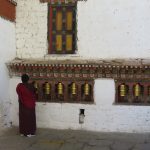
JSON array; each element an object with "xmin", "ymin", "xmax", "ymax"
[{"xmin": 48, "ymin": 1, "xmax": 77, "ymax": 54}]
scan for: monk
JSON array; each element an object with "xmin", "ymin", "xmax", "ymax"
[{"xmin": 16, "ymin": 74, "xmax": 37, "ymax": 137}]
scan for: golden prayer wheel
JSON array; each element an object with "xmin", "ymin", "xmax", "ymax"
[
  {"xmin": 71, "ymin": 82, "xmax": 77, "ymax": 95},
  {"xmin": 58, "ymin": 82, "xmax": 63, "ymax": 95},
  {"xmin": 119, "ymin": 84, "xmax": 127, "ymax": 97},
  {"xmin": 33, "ymin": 81, "xmax": 38, "ymax": 94},
  {"xmin": 134, "ymin": 83, "xmax": 141, "ymax": 97},
  {"xmin": 33, "ymin": 81, "xmax": 38, "ymax": 89},
  {"xmin": 84, "ymin": 83, "xmax": 90, "ymax": 96},
  {"xmin": 44, "ymin": 82, "xmax": 51, "ymax": 95}
]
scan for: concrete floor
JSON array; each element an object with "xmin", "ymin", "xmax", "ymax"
[{"xmin": 0, "ymin": 127, "xmax": 150, "ymax": 150}]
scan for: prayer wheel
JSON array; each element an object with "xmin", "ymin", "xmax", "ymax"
[
  {"xmin": 134, "ymin": 83, "xmax": 141, "ymax": 97},
  {"xmin": 71, "ymin": 82, "xmax": 77, "ymax": 95},
  {"xmin": 44, "ymin": 82, "xmax": 51, "ymax": 95},
  {"xmin": 33, "ymin": 81, "xmax": 38, "ymax": 89},
  {"xmin": 33, "ymin": 81, "xmax": 38, "ymax": 94},
  {"xmin": 84, "ymin": 83, "xmax": 90, "ymax": 96},
  {"xmin": 119, "ymin": 84, "xmax": 127, "ymax": 97},
  {"xmin": 58, "ymin": 82, "xmax": 63, "ymax": 95}
]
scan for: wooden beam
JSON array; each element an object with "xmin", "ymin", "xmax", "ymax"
[{"xmin": 0, "ymin": 0, "xmax": 16, "ymax": 22}]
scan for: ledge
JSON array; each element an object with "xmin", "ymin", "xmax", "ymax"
[
  {"xmin": 6, "ymin": 58, "xmax": 150, "ymax": 80},
  {"xmin": 40, "ymin": 0, "xmax": 77, "ymax": 4},
  {"xmin": 8, "ymin": 0, "xmax": 17, "ymax": 6}
]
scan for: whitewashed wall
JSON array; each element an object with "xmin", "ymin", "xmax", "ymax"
[
  {"xmin": 78, "ymin": 0, "xmax": 150, "ymax": 58},
  {"xmin": 0, "ymin": 17, "xmax": 16, "ymax": 127},
  {"xmin": 16, "ymin": 0, "xmax": 47, "ymax": 59},
  {"xmin": 12, "ymin": 0, "xmax": 150, "ymax": 132},
  {"xmin": 16, "ymin": 0, "xmax": 150, "ymax": 59},
  {"xmin": 10, "ymin": 78, "xmax": 150, "ymax": 133}
]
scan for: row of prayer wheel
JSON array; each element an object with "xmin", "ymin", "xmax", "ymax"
[
  {"xmin": 118, "ymin": 83, "xmax": 146, "ymax": 97},
  {"xmin": 33, "ymin": 81, "xmax": 92, "ymax": 96}
]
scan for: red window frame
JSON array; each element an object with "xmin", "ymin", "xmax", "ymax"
[{"xmin": 48, "ymin": 3, "xmax": 77, "ymax": 54}]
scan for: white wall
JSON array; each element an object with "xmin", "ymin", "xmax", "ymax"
[
  {"xmin": 0, "ymin": 17, "xmax": 16, "ymax": 127},
  {"xmin": 12, "ymin": 0, "xmax": 150, "ymax": 132},
  {"xmin": 16, "ymin": 0, "xmax": 150, "ymax": 59},
  {"xmin": 16, "ymin": 0, "xmax": 47, "ymax": 59},
  {"xmin": 10, "ymin": 78, "xmax": 150, "ymax": 133},
  {"xmin": 78, "ymin": 0, "xmax": 150, "ymax": 58}
]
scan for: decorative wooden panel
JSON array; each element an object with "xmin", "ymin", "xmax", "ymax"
[
  {"xmin": 56, "ymin": 35, "xmax": 62, "ymax": 51},
  {"xmin": 56, "ymin": 11, "xmax": 62, "ymax": 31},
  {"xmin": 66, "ymin": 34, "xmax": 72, "ymax": 51},
  {"xmin": 48, "ymin": 4, "xmax": 77, "ymax": 54},
  {"xmin": 7, "ymin": 59, "xmax": 150, "ymax": 80},
  {"xmin": 66, "ymin": 11, "xmax": 73, "ymax": 30}
]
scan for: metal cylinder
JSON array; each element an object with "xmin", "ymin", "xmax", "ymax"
[
  {"xmin": 134, "ymin": 83, "xmax": 141, "ymax": 97},
  {"xmin": 71, "ymin": 82, "xmax": 77, "ymax": 95},
  {"xmin": 44, "ymin": 82, "xmax": 51, "ymax": 95},
  {"xmin": 58, "ymin": 82, "xmax": 63, "ymax": 95},
  {"xmin": 84, "ymin": 83, "xmax": 90, "ymax": 96},
  {"xmin": 33, "ymin": 81, "xmax": 38, "ymax": 89},
  {"xmin": 119, "ymin": 84, "xmax": 126, "ymax": 97}
]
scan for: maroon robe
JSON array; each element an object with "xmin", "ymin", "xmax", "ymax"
[{"xmin": 16, "ymin": 83, "xmax": 36, "ymax": 136}]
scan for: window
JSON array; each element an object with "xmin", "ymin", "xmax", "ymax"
[{"xmin": 48, "ymin": 3, "xmax": 77, "ymax": 54}]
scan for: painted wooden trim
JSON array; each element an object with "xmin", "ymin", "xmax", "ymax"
[
  {"xmin": 6, "ymin": 58, "xmax": 150, "ymax": 80},
  {"xmin": 0, "ymin": 0, "xmax": 16, "ymax": 22}
]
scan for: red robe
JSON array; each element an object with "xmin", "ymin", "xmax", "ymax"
[{"xmin": 16, "ymin": 83, "xmax": 36, "ymax": 135}]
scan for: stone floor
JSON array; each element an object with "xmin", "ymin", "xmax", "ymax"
[{"xmin": 0, "ymin": 127, "xmax": 150, "ymax": 150}]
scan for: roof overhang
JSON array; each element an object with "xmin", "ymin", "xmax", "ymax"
[{"xmin": 6, "ymin": 58, "xmax": 150, "ymax": 80}]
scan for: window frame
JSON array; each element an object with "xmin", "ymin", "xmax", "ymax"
[{"xmin": 48, "ymin": 3, "xmax": 77, "ymax": 54}]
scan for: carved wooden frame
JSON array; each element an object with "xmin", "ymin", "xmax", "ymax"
[
  {"xmin": 30, "ymin": 78, "xmax": 94, "ymax": 103},
  {"xmin": 115, "ymin": 80, "xmax": 150, "ymax": 105}
]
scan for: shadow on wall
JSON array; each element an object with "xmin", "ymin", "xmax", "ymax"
[
  {"xmin": 0, "ymin": 100, "xmax": 12, "ymax": 128},
  {"xmin": 0, "ymin": 62, "xmax": 12, "ymax": 127},
  {"xmin": 0, "ymin": 17, "xmax": 16, "ymax": 128}
]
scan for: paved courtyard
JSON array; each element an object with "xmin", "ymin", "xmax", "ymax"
[{"xmin": 0, "ymin": 127, "xmax": 150, "ymax": 150}]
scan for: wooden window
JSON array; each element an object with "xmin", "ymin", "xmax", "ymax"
[{"xmin": 48, "ymin": 4, "xmax": 77, "ymax": 54}]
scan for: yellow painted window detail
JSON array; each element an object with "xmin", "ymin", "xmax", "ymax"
[
  {"xmin": 66, "ymin": 11, "xmax": 73, "ymax": 30},
  {"xmin": 66, "ymin": 34, "xmax": 72, "ymax": 51},
  {"xmin": 56, "ymin": 11, "xmax": 62, "ymax": 31},
  {"xmin": 56, "ymin": 35, "xmax": 62, "ymax": 51}
]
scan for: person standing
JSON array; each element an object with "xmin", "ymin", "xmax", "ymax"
[{"xmin": 16, "ymin": 74, "xmax": 37, "ymax": 137}]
